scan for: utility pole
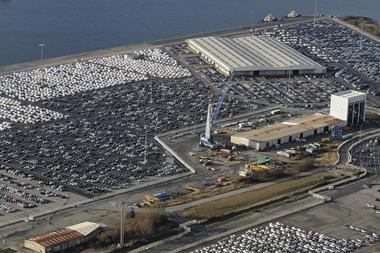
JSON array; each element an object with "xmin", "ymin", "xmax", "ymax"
[
  {"xmin": 144, "ymin": 26, "xmax": 148, "ymax": 47},
  {"xmin": 38, "ymin": 43, "xmax": 45, "ymax": 85},
  {"xmin": 150, "ymin": 77, "xmax": 153, "ymax": 104},
  {"xmin": 119, "ymin": 201, "xmax": 125, "ymax": 248},
  {"xmin": 143, "ymin": 128, "xmax": 148, "ymax": 164},
  {"xmin": 250, "ymin": 10, "xmax": 255, "ymax": 34},
  {"xmin": 313, "ymin": 1, "xmax": 318, "ymax": 27},
  {"xmin": 360, "ymin": 23, "xmax": 364, "ymax": 50}
]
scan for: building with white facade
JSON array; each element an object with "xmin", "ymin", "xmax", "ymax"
[{"xmin": 330, "ymin": 90, "xmax": 366, "ymax": 126}]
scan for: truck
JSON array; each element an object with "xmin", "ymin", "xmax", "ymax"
[
  {"xmin": 153, "ymin": 192, "xmax": 170, "ymax": 201},
  {"xmin": 271, "ymin": 109, "xmax": 282, "ymax": 116}
]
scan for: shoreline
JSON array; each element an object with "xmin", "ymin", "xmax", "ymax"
[{"xmin": 0, "ymin": 16, "xmax": 318, "ymax": 75}]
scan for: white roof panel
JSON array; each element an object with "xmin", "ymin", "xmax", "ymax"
[
  {"xmin": 66, "ymin": 221, "xmax": 101, "ymax": 236},
  {"xmin": 187, "ymin": 36, "xmax": 325, "ymax": 73}
]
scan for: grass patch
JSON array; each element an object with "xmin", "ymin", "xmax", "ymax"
[
  {"xmin": 164, "ymin": 181, "xmax": 241, "ymax": 207},
  {"xmin": 181, "ymin": 172, "xmax": 336, "ymax": 220},
  {"xmin": 89, "ymin": 208, "xmax": 180, "ymax": 252},
  {"xmin": 0, "ymin": 249, "xmax": 17, "ymax": 253},
  {"xmin": 314, "ymin": 143, "xmax": 339, "ymax": 166},
  {"xmin": 340, "ymin": 16, "xmax": 380, "ymax": 37}
]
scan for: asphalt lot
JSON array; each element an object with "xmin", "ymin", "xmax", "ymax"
[{"xmin": 279, "ymin": 186, "xmax": 380, "ymax": 252}]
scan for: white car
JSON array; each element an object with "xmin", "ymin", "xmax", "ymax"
[{"xmin": 366, "ymin": 203, "xmax": 376, "ymax": 209}]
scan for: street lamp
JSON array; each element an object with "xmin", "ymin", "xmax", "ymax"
[{"xmin": 38, "ymin": 43, "xmax": 45, "ymax": 85}]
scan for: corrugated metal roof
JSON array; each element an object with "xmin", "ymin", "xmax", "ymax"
[
  {"xmin": 26, "ymin": 229, "xmax": 83, "ymax": 248},
  {"xmin": 187, "ymin": 36, "xmax": 325, "ymax": 73},
  {"xmin": 232, "ymin": 114, "xmax": 343, "ymax": 142},
  {"xmin": 66, "ymin": 221, "xmax": 101, "ymax": 236},
  {"xmin": 25, "ymin": 222, "xmax": 103, "ymax": 249}
]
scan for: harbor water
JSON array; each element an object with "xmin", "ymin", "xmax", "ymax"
[{"xmin": 0, "ymin": 0, "xmax": 379, "ymax": 66}]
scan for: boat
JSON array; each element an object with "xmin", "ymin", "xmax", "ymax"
[
  {"xmin": 287, "ymin": 9, "xmax": 301, "ymax": 18},
  {"xmin": 262, "ymin": 12, "xmax": 277, "ymax": 22}
]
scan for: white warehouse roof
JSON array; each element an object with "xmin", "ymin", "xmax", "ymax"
[
  {"xmin": 186, "ymin": 36, "xmax": 326, "ymax": 75},
  {"xmin": 66, "ymin": 221, "xmax": 102, "ymax": 236}
]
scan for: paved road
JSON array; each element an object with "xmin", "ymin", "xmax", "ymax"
[
  {"xmin": 136, "ymin": 130, "xmax": 380, "ymax": 253},
  {"xmin": 146, "ymin": 197, "xmax": 321, "ymax": 253},
  {"xmin": 330, "ymin": 132, "xmax": 380, "ymax": 200},
  {"xmin": 337, "ymin": 128, "xmax": 380, "ymax": 165}
]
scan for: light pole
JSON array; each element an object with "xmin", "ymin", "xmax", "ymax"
[
  {"xmin": 119, "ymin": 201, "xmax": 126, "ymax": 248},
  {"xmin": 360, "ymin": 23, "xmax": 364, "ymax": 50},
  {"xmin": 38, "ymin": 43, "xmax": 45, "ymax": 85},
  {"xmin": 251, "ymin": 10, "xmax": 255, "ymax": 34},
  {"xmin": 313, "ymin": 1, "xmax": 318, "ymax": 27}
]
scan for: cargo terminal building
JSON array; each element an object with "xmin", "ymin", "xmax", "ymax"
[
  {"xmin": 231, "ymin": 90, "xmax": 366, "ymax": 151},
  {"xmin": 231, "ymin": 114, "xmax": 345, "ymax": 151},
  {"xmin": 186, "ymin": 36, "xmax": 326, "ymax": 77}
]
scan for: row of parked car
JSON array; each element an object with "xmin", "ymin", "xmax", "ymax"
[
  {"xmin": 0, "ymin": 48, "xmax": 190, "ymax": 102},
  {"xmin": 285, "ymin": 21, "xmax": 380, "ymax": 84},
  {"xmin": 264, "ymin": 27, "xmax": 338, "ymax": 67},
  {"xmin": 243, "ymin": 78, "xmax": 347, "ymax": 105},
  {"xmin": 0, "ymin": 184, "xmax": 49, "ymax": 205},
  {"xmin": 0, "ymin": 203, "xmax": 17, "ymax": 213},
  {"xmin": 192, "ymin": 222, "xmax": 375, "ymax": 253},
  {"xmin": 335, "ymin": 68, "xmax": 370, "ymax": 90},
  {"xmin": 0, "ymin": 97, "xmax": 65, "ymax": 125}
]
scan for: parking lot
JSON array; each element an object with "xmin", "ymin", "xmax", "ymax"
[
  {"xmin": 0, "ymin": 168, "xmax": 84, "ymax": 220},
  {"xmin": 0, "ymin": 45, "xmax": 260, "ymax": 220},
  {"xmin": 0, "ymin": 76, "xmax": 256, "ymax": 197},
  {"xmin": 0, "ymin": 48, "xmax": 191, "ymax": 102},
  {"xmin": 177, "ymin": 59, "xmax": 349, "ymax": 107},
  {"xmin": 282, "ymin": 20, "xmax": 380, "ymax": 87},
  {"xmin": 351, "ymin": 137, "xmax": 380, "ymax": 171},
  {"xmin": 241, "ymin": 77, "xmax": 348, "ymax": 106},
  {"xmin": 191, "ymin": 221, "xmax": 375, "ymax": 253},
  {"xmin": 278, "ymin": 184, "xmax": 380, "ymax": 253}
]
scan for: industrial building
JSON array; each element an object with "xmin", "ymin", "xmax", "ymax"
[
  {"xmin": 231, "ymin": 90, "xmax": 367, "ymax": 150},
  {"xmin": 330, "ymin": 90, "xmax": 366, "ymax": 126},
  {"xmin": 24, "ymin": 222, "xmax": 106, "ymax": 253},
  {"xmin": 186, "ymin": 36, "xmax": 326, "ymax": 77},
  {"xmin": 231, "ymin": 114, "xmax": 344, "ymax": 151}
]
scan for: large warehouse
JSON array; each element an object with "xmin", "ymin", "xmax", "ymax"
[
  {"xmin": 231, "ymin": 114, "xmax": 344, "ymax": 151},
  {"xmin": 186, "ymin": 36, "xmax": 326, "ymax": 77}
]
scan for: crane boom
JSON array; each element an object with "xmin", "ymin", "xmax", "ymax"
[
  {"xmin": 212, "ymin": 74, "xmax": 234, "ymax": 123},
  {"xmin": 200, "ymin": 73, "xmax": 234, "ymax": 149}
]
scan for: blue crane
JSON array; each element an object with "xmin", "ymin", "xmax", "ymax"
[{"xmin": 200, "ymin": 74, "xmax": 234, "ymax": 149}]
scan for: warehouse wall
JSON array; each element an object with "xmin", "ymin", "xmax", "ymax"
[
  {"xmin": 243, "ymin": 125, "xmax": 335, "ymax": 151},
  {"xmin": 231, "ymin": 136, "xmax": 250, "ymax": 146},
  {"xmin": 24, "ymin": 241, "xmax": 45, "ymax": 253}
]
